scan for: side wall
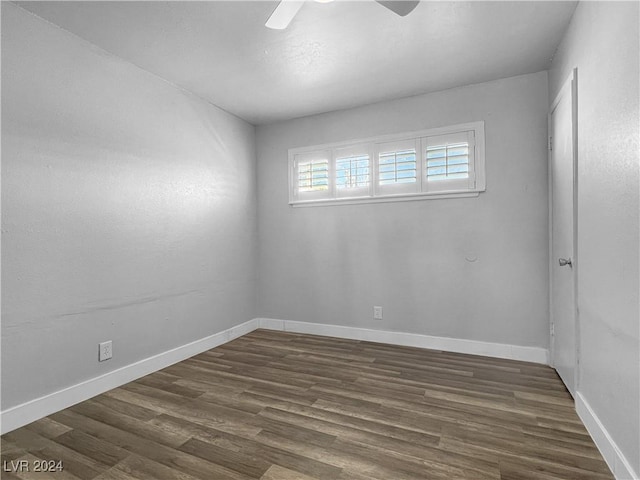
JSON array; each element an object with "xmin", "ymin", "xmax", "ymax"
[
  {"xmin": 549, "ymin": 2, "xmax": 640, "ymax": 477},
  {"xmin": 1, "ymin": 5, "xmax": 257, "ymax": 411},
  {"xmin": 256, "ymin": 72, "xmax": 550, "ymax": 351}
]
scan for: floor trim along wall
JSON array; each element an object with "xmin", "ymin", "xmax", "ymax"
[
  {"xmin": 576, "ymin": 392, "xmax": 639, "ymax": 480},
  {"xmin": 1, "ymin": 317, "xmax": 548, "ymax": 435},
  {"xmin": 257, "ymin": 318, "xmax": 549, "ymax": 365},
  {"xmin": 0, "ymin": 319, "xmax": 259, "ymax": 435}
]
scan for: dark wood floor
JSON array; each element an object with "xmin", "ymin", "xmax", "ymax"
[{"xmin": 2, "ymin": 329, "xmax": 613, "ymax": 480}]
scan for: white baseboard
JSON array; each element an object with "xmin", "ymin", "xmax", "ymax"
[
  {"xmin": 256, "ymin": 318, "xmax": 549, "ymax": 364},
  {"xmin": 576, "ymin": 392, "xmax": 639, "ymax": 480},
  {"xmin": 0, "ymin": 317, "xmax": 550, "ymax": 435},
  {"xmin": 0, "ymin": 319, "xmax": 258, "ymax": 435}
]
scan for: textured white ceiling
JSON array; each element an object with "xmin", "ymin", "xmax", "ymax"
[{"xmin": 16, "ymin": 1, "xmax": 577, "ymax": 125}]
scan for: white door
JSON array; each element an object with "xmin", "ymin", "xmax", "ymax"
[{"xmin": 550, "ymin": 70, "xmax": 577, "ymax": 396}]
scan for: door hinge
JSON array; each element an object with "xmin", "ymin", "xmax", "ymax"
[
  {"xmin": 550, "ymin": 323, "xmax": 555, "ymax": 336},
  {"xmin": 548, "ymin": 136, "xmax": 553, "ymax": 151}
]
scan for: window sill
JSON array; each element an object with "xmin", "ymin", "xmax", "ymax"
[{"xmin": 290, "ymin": 190, "xmax": 482, "ymax": 207}]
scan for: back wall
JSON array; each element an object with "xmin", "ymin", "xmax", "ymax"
[{"xmin": 256, "ymin": 71, "xmax": 549, "ymax": 349}]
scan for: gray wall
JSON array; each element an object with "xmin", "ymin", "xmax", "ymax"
[
  {"xmin": 1, "ymin": 4, "xmax": 257, "ymax": 410},
  {"xmin": 549, "ymin": 1, "xmax": 640, "ymax": 474},
  {"xmin": 256, "ymin": 72, "xmax": 550, "ymax": 349}
]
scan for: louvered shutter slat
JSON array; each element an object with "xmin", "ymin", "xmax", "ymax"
[{"xmin": 426, "ymin": 141, "xmax": 470, "ymax": 182}]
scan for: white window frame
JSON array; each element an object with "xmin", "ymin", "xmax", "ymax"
[{"xmin": 288, "ymin": 121, "xmax": 486, "ymax": 206}]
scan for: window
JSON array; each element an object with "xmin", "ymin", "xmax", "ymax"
[
  {"xmin": 424, "ymin": 130, "xmax": 476, "ymax": 193},
  {"xmin": 291, "ymin": 151, "xmax": 331, "ymax": 201},
  {"xmin": 334, "ymin": 144, "xmax": 372, "ymax": 198},
  {"xmin": 375, "ymin": 139, "xmax": 420, "ymax": 196},
  {"xmin": 289, "ymin": 122, "xmax": 485, "ymax": 205},
  {"xmin": 426, "ymin": 143, "xmax": 468, "ymax": 181},
  {"xmin": 298, "ymin": 159, "xmax": 329, "ymax": 192},
  {"xmin": 336, "ymin": 155, "xmax": 369, "ymax": 189},
  {"xmin": 379, "ymin": 149, "xmax": 417, "ymax": 185}
]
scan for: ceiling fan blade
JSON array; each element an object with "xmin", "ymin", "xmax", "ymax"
[
  {"xmin": 375, "ymin": 1, "xmax": 420, "ymax": 17},
  {"xmin": 265, "ymin": 0, "xmax": 304, "ymax": 30}
]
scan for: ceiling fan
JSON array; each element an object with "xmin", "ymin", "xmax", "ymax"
[{"xmin": 266, "ymin": 0, "xmax": 420, "ymax": 30}]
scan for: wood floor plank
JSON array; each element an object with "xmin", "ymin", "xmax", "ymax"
[
  {"xmin": 259, "ymin": 403, "xmax": 441, "ymax": 447},
  {"xmin": 93, "ymin": 465, "xmax": 142, "ymax": 480},
  {"xmin": 146, "ymin": 414, "xmax": 257, "ymax": 452},
  {"xmin": 498, "ymin": 458, "xmax": 615, "ymax": 480},
  {"xmin": 440, "ymin": 437, "xmax": 613, "ymax": 478},
  {"xmin": 257, "ymin": 407, "xmax": 498, "ymax": 479},
  {"xmin": 330, "ymin": 437, "xmax": 467, "ymax": 480},
  {"xmin": 133, "ymin": 375, "xmax": 203, "ymax": 400},
  {"xmin": 1, "ymin": 330, "xmax": 613, "ymax": 480},
  {"xmin": 178, "ymin": 437, "xmax": 271, "ymax": 478},
  {"xmin": 106, "ymin": 455, "xmax": 202, "ymax": 480},
  {"xmin": 259, "ymin": 464, "xmax": 318, "ymax": 480},
  {"xmin": 1, "ymin": 438, "xmax": 27, "ymax": 463},
  {"xmin": 523, "ymin": 423, "xmax": 597, "ymax": 447},
  {"xmin": 234, "ymin": 436, "xmax": 343, "ymax": 479},
  {"xmin": 88, "ymin": 395, "xmax": 160, "ymax": 422},
  {"xmin": 0, "ymin": 471, "xmax": 23, "ymax": 480},
  {"xmin": 53, "ymin": 430, "xmax": 130, "ymax": 467},
  {"xmin": 50, "ymin": 410, "xmax": 253, "ymax": 480},
  {"xmin": 68, "ymin": 400, "xmax": 192, "ymax": 448},
  {"xmin": 24, "ymin": 417, "xmax": 73, "ymax": 440},
  {"xmin": 255, "ymin": 416, "xmax": 336, "ymax": 448},
  {"xmin": 251, "ymin": 429, "xmax": 426, "ymax": 480}
]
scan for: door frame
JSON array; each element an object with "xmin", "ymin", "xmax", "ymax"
[{"xmin": 548, "ymin": 68, "xmax": 579, "ymax": 392}]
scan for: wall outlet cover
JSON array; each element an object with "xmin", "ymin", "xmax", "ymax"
[
  {"xmin": 373, "ymin": 306, "xmax": 383, "ymax": 320},
  {"xmin": 99, "ymin": 341, "xmax": 112, "ymax": 362}
]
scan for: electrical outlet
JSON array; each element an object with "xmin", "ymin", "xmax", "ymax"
[
  {"xmin": 99, "ymin": 341, "xmax": 112, "ymax": 362},
  {"xmin": 373, "ymin": 306, "xmax": 383, "ymax": 320}
]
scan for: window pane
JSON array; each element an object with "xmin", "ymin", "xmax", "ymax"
[
  {"xmin": 427, "ymin": 166, "xmax": 446, "ymax": 175},
  {"xmin": 396, "ymin": 177, "xmax": 416, "ymax": 184},
  {"xmin": 426, "ymin": 142, "xmax": 469, "ymax": 182},
  {"xmin": 427, "ymin": 148, "xmax": 446, "ymax": 159},
  {"xmin": 448, "ymin": 146, "xmax": 468, "ymax": 156},
  {"xmin": 427, "ymin": 159, "xmax": 446, "ymax": 167},
  {"xmin": 397, "ymin": 162, "xmax": 415, "ymax": 171},
  {"xmin": 336, "ymin": 154, "xmax": 370, "ymax": 189},
  {"xmin": 447, "ymin": 156, "xmax": 468, "ymax": 166},
  {"xmin": 298, "ymin": 160, "xmax": 329, "ymax": 191},
  {"xmin": 448, "ymin": 164, "xmax": 469, "ymax": 174},
  {"xmin": 397, "ymin": 169, "xmax": 416, "ymax": 178},
  {"xmin": 378, "ymin": 149, "xmax": 417, "ymax": 185}
]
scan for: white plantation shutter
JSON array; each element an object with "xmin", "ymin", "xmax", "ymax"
[
  {"xmin": 288, "ymin": 122, "xmax": 484, "ymax": 205},
  {"xmin": 298, "ymin": 160, "xmax": 329, "ymax": 191},
  {"xmin": 423, "ymin": 130, "xmax": 476, "ymax": 193},
  {"xmin": 293, "ymin": 151, "xmax": 331, "ymax": 201},
  {"xmin": 334, "ymin": 144, "xmax": 372, "ymax": 198},
  {"xmin": 379, "ymin": 150, "xmax": 416, "ymax": 184},
  {"xmin": 336, "ymin": 155, "xmax": 369, "ymax": 188},
  {"xmin": 426, "ymin": 143, "xmax": 469, "ymax": 180},
  {"xmin": 375, "ymin": 138, "xmax": 420, "ymax": 195}
]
